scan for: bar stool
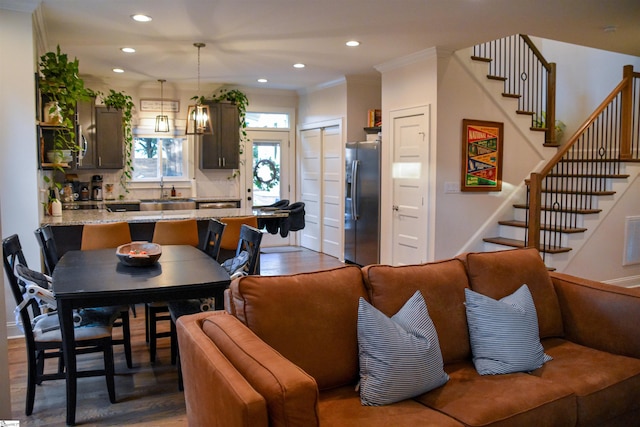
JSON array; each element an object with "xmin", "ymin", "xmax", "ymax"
[{"xmin": 147, "ymin": 219, "xmax": 199, "ymax": 363}]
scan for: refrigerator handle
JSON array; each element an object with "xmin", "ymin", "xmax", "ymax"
[{"xmin": 351, "ymin": 160, "xmax": 359, "ymax": 220}]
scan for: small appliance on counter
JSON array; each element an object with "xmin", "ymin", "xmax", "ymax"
[
  {"xmin": 79, "ymin": 182, "xmax": 90, "ymax": 201},
  {"xmin": 91, "ymin": 175, "xmax": 103, "ymax": 201}
]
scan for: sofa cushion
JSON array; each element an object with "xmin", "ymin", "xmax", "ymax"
[
  {"xmin": 534, "ymin": 337, "xmax": 640, "ymax": 425},
  {"xmin": 201, "ymin": 312, "xmax": 320, "ymax": 427},
  {"xmin": 465, "ymin": 285, "xmax": 552, "ymax": 375},
  {"xmin": 362, "ymin": 259, "xmax": 471, "ymax": 364},
  {"xmin": 318, "ymin": 385, "xmax": 464, "ymax": 427},
  {"xmin": 460, "ymin": 248, "xmax": 564, "ymax": 339},
  {"xmin": 230, "ymin": 265, "xmax": 367, "ymax": 390},
  {"xmin": 416, "ymin": 361, "xmax": 577, "ymax": 427},
  {"xmin": 357, "ymin": 291, "xmax": 449, "ymax": 406}
]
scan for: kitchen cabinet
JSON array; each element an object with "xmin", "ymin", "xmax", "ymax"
[
  {"xmin": 76, "ymin": 100, "xmax": 124, "ymax": 169},
  {"xmin": 200, "ymin": 101, "xmax": 240, "ymax": 169}
]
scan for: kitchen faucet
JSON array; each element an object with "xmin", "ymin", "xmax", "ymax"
[{"xmin": 160, "ymin": 176, "xmax": 165, "ymax": 199}]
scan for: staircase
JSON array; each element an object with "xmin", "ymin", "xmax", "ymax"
[{"xmin": 470, "ymin": 35, "xmax": 640, "ymax": 269}]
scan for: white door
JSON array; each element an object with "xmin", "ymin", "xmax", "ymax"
[
  {"xmin": 321, "ymin": 125, "xmax": 342, "ymax": 258},
  {"xmin": 391, "ymin": 108, "xmax": 430, "ymax": 265},
  {"xmin": 299, "ymin": 128, "xmax": 322, "ymax": 251},
  {"xmin": 245, "ymin": 130, "xmax": 291, "ymax": 246}
]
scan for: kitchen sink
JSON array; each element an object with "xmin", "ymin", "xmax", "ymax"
[{"xmin": 139, "ymin": 199, "xmax": 196, "ymax": 211}]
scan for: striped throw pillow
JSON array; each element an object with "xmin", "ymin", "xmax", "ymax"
[
  {"xmin": 357, "ymin": 290, "xmax": 449, "ymax": 406},
  {"xmin": 465, "ymin": 284, "xmax": 552, "ymax": 375}
]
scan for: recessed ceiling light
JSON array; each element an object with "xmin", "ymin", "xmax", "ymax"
[
  {"xmin": 257, "ymin": 78, "xmax": 268, "ymax": 83},
  {"xmin": 112, "ymin": 68, "xmax": 125, "ymax": 73},
  {"xmin": 346, "ymin": 40, "xmax": 360, "ymax": 47},
  {"xmin": 293, "ymin": 63, "xmax": 305, "ymax": 69},
  {"xmin": 131, "ymin": 14, "xmax": 152, "ymax": 22},
  {"xmin": 120, "ymin": 47, "xmax": 136, "ymax": 53}
]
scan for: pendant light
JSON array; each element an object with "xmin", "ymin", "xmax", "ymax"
[
  {"xmin": 155, "ymin": 79, "xmax": 170, "ymax": 132},
  {"xmin": 185, "ymin": 42, "xmax": 212, "ymax": 135}
]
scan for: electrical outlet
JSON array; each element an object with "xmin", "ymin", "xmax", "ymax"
[{"xmin": 444, "ymin": 182, "xmax": 460, "ymax": 194}]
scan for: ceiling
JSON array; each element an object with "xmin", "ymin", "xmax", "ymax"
[{"xmin": 28, "ymin": 0, "xmax": 640, "ymax": 91}]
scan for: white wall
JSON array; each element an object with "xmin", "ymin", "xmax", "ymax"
[
  {"xmin": 537, "ymin": 38, "xmax": 640, "ymax": 141},
  {"xmin": 1, "ymin": 3, "xmax": 41, "ymax": 416},
  {"xmin": 377, "ymin": 49, "xmax": 439, "ymax": 264},
  {"xmin": 298, "ymin": 80, "xmax": 347, "ymax": 126}
]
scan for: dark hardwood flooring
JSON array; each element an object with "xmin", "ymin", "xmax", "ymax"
[{"xmin": 8, "ymin": 247, "xmax": 344, "ymax": 426}]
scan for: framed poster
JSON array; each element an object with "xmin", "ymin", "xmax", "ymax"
[
  {"xmin": 461, "ymin": 119, "xmax": 503, "ymax": 192},
  {"xmin": 140, "ymin": 99, "xmax": 180, "ymax": 112}
]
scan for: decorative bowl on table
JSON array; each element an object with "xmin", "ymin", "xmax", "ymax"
[{"xmin": 116, "ymin": 242, "xmax": 162, "ymax": 267}]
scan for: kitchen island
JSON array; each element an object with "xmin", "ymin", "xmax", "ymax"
[{"xmin": 41, "ymin": 207, "xmax": 288, "ymax": 256}]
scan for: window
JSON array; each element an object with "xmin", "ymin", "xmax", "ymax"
[
  {"xmin": 245, "ymin": 112, "xmax": 289, "ymax": 129},
  {"xmin": 132, "ymin": 137, "xmax": 187, "ymax": 180}
]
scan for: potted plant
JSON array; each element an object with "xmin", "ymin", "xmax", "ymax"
[{"xmin": 39, "ymin": 45, "xmax": 93, "ymax": 154}]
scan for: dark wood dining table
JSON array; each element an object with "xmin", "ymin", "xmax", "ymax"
[{"xmin": 51, "ymin": 244, "xmax": 231, "ymax": 425}]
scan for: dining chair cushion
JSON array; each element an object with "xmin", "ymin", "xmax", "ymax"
[
  {"xmin": 81, "ymin": 222, "xmax": 132, "ymax": 250},
  {"xmin": 152, "ymin": 219, "xmax": 199, "ymax": 247}
]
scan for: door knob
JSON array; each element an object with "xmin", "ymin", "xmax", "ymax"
[{"xmin": 392, "ymin": 205, "xmax": 399, "ymax": 211}]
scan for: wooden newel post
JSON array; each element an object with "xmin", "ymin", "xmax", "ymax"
[
  {"xmin": 620, "ymin": 65, "xmax": 633, "ymax": 160},
  {"xmin": 527, "ymin": 174, "xmax": 542, "ymax": 251},
  {"xmin": 546, "ymin": 62, "xmax": 557, "ymax": 145}
]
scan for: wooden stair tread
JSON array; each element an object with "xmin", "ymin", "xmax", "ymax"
[
  {"xmin": 513, "ymin": 203, "xmax": 601, "ymax": 214},
  {"xmin": 541, "ymin": 189, "xmax": 616, "ymax": 196},
  {"xmin": 483, "ymin": 237, "xmax": 572, "ymax": 254},
  {"xmin": 516, "ymin": 110, "xmax": 535, "ymax": 116},
  {"xmin": 530, "ymin": 127, "xmax": 547, "ymax": 132},
  {"xmin": 547, "ymin": 173, "xmax": 629, "ymax": 179},
  {"xmin": 471, "ymin": 56, "xmax": 492, "ymax": 63},
  {"xmin": 502, "ymin": 93, "xmax": 521, "ymax": 99},
  {"xmin": 487, "ymin": 75, "xmax": 507, "ymax": 81},
  {"xmin": 498, "ymin": 220, "xmax": 587, "ymax": 234}
]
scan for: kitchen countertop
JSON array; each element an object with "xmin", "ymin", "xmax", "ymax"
[{"xmin": 41, "ymin": 207, "xmax": 287, "ymax": 227}]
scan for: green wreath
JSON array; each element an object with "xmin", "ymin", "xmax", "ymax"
[{"xmin": 253, "ymin": 159, "xmax": 280, "ymax": 190}]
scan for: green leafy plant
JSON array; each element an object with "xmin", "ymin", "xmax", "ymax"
[
  {"xmin": 194, "ymin": 88, "xmax": 249, "ymax": 179},
  {"xmin": 100, "ymin": 90, "xmax": 135, "ymax": 193},
  {"xmin": 39, "ymin": 45, "xmax": 93, "ymax": 153},
  {"xmin": 533, "ymin": 112, "xmax": 566, "ymax": 143}
]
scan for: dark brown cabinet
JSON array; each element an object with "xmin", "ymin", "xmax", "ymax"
[
  {"xmin": 200, "ymin": 101, "xmax": 240, "ymax": 169},
  {"xmin": 76, "ymin": 101, "xmax": 123, "ymax": 169}
]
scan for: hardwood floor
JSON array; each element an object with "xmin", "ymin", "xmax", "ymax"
[{"xmin": 7, "ymin": 247, "xmax": 344, "ymax": 426}]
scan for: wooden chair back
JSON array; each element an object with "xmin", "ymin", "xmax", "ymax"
[
  {"xmin": 34, "ymin": 225, "xmax": 59, "ymax": 275},
  {"xmin": 202, "ymin": 218, "xmax": 226, "ymax": 260},
  {"xmin": 81, "ymin": 222, "xmax": 132, "ymax": 250},
  {"xmin": 152, "ymin": 219, "xmax": 199, "ymax": 247}
]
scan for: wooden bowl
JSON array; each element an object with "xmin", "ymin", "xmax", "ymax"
[{"xmin": 116, "ymin": 242, "xmax": 162, "ymax": 267}]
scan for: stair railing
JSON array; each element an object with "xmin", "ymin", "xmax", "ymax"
[
  {"xmin": 526, "ymin": 65, "xmax": 640, "ymax": 257},
  {"xmin": 473, "ymin": 34, "xmax": 558, "ymax": 144}
]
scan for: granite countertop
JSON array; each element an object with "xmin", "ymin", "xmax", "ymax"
[{"xmin": 41, "ymin": 206, "xmax": 287, "ymax": 226}]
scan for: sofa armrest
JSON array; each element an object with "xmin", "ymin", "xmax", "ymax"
[
  {"xmin": 199, "ymin": 311, "xmax": 320, "ymax": 427},
  {"xmin": 550, "ymin": 272, "xmax": 640, "ymax": 358},
  {"xmin": 177, "ymin": 312, "xmax": 268, "ymax": 427}
]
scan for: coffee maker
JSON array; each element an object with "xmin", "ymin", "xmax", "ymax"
[{"xmin": 91, "ymin": 175, "xmax": 103, "ymax": 201}]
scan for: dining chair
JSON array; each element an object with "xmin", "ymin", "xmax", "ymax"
[
  {"xmin": 218, "ymin": 215, "xmax": 258, "ymax": 263},
  {"xmin": 168, "ymin": 223, "xmax": 262, "ymax": 390},
  {"xmin": 201, "ymin": 218, "xmax": 226, "ymax": 261},
  {"xmin": 3, "ymin": 234, "xmax": 116, "ymax": 416},
  {"xmin": 75, "ymin": 223, "xmax": 133, "ymax": 368},
  {"xmin": 80, "ymin": 221, "xmax": 132, "ymax": 251},
  {"xmin": 147, "ymin": 219, "xmax": 199, "ymax": 363}
]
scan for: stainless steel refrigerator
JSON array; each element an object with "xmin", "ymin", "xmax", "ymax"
[{"xmin": 345, "ymin": 139, "xmax": 381, "ymax": 266}]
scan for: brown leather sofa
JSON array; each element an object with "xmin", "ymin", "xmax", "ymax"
[{"xmin": 177, "ymin": 248, "xmax": 640, "ymax": 426}]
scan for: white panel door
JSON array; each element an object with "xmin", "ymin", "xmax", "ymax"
[
  {"xmin": 391, "ymin": 110, "xmax": 429, "ymax": 265},
  {"xmin": 321, "ymin": 125, "xmax": 342, "ymax": 258},
  {"xmin": 299, "ymin": 128, "xmax": 322, "ymax": 251}
]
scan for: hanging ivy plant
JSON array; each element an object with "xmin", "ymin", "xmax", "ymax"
[
  {"xmin": 100, "ymin": 90, "xmax": 135, "ymax": 194},
  {"xmin": 195, "ymin": 88, "xmax": 249, "ymax": 179}
]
